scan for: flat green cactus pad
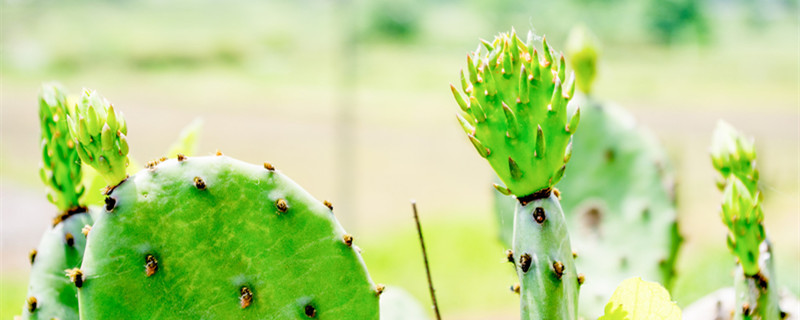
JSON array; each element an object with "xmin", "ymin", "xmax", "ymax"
[
  {"xmin": 78, "ymin": 155, "xmax": 380, "ymax": 319},
  {"xmin": 22, "ymin": 210, "xmax": 95, "ymax": 320},
  {"xmin": 453, "ymin": 30, "xmax": 579, "ymax": 197}
]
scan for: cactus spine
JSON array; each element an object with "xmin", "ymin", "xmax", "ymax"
[
  {"xmin": 22, "ymin": 83, "xmax": 97, "ymax": 320},
  {"xmin": 451, "ymin": 29, "xmax": 580, "ymax": 319},
  {"xmin": 62, "ymin": 90, "xmax": 380, "ymax": 318},
  {"xmin": 711, "ymin": 121, "xmax": 780, "ymax": 320}
]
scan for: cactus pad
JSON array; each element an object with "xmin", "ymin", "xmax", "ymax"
[
  {"xmin": 511, "ymin": 193, "xmax": 579, "ymax": 319},
  {"xmin": 452, "ymin": 29, "xmax": 579, "ymax": 197},
  {"xmin": 22, "ymin": 210, "xmax": 95, "ymax": 320},
  {"xmin": 78, "ymin": 155, "xmax": 380, "ymax": 318}
]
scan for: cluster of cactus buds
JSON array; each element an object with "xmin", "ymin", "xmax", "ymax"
[{"xmin": 66, "ymin": 89, "xmax": 129, "ymax": 186}]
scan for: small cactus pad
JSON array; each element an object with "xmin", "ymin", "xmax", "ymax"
[
  {"xmin": 452, "ymin": 29, "xmax": 579, "ymax": 197},
  {"xmin": 565, "ymin": 26, "xmax": 599, "ymax": 96},
  {"xmin": 512, "ymin": 193, "xmax": 579, "ymax": 319},
  {"xmin": 78, "ymin": 155, "xmax": 379, "ymax": 318},
  {"xmin": 21, "ymin": 210, "xmax": 94, "ymax": 320},
  {"xmin": 66, "ymin": 89, "xmax": 129, "ymax": 186},
  {"xmin": 721, "ymin": 177, "xmax": 765, "ymax": 276},
  {"xmin": 711, "ymin": 121, "xmax": 758, "ymax": 192},
  {"xmin": 38, "ymin": 83, "xmax": 84, "ymax": 212}
]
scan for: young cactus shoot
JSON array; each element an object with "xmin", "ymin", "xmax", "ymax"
[
  {"xmin": 39, "ymin": 83, "xmax": 84, "ymax": 213},
  {"xmin": 452, "ymin": 29, "xmax": 581, "ymax": 320},
  {"xmin": 710, "ymin": 121, "xmax": 780, "ymax": 320},
  {"xmin": 67, "ymin": 89, "xmax": 130, "ymax": 187},
  {"xmin": 452, "ymin": 29, "xmax": 580, "ymax": 199}
]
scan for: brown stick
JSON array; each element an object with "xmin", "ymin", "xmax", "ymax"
[{"xmin": 411, "ymin": 201, "xmax": 442, "ymax": 320}]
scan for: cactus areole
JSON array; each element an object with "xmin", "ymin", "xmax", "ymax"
[
  {"xmin": 451, "ymin": 29, "xmax": 580, "ymax": 319},
  {"xmin": 78, "ymin": 155, "xmax": 380, "ymax": 318}
]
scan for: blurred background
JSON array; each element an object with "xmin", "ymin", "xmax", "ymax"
[{"xmin": 1, "ymin": 0, "xmax": 797, "ymax": 318}]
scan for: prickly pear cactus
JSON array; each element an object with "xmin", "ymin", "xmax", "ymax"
[
  {"xmin": 493, "ymin": 26, "xmax": 681, "ymax": 318},
  {"xmin": 711, "ymin": 121, "xmax": 780, "ymax": 320},
  {"xmin": 22, "ymin": 83, "xmax": 97, "ymax": 320},
  {"xmin": 77, "ymin": 155, "xmax": 381, "ymax": 318},
  {"xmin": 451, "ymin": 29, "xmax": 581, "ymax": 319},
  {"xmin": 62, "ymin": 91, "xmax": 380, "ymax": 318}
]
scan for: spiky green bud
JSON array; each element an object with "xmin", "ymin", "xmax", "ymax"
[
  {"xmin": 565, "ymin": 26, "xmax": 599, "ymax": 95},
  {"xmin": 721, "ymin": 176, "xmax": 764, "ymax": 276},
  {"xmin": 67, "ymin": 89, "xmax": 129, "ymax": 186},
  {"xmin": 710, "ymin": 121, "xmax": 758, "ymax": 193},
  {"xmin": 452, "ymin": 29, "xmax": 579, "ymax": 197},
  {"xmin": 39, "ymin": 83, "xmax": 84, "ymax": 212}
]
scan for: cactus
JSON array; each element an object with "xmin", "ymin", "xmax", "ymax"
[
  {"xmin": 451, "ymin": 29, "xmax": 581, "ymax": 319},
  {"xmin": 22, "ymin": 83, "xmax": 97, "ymax": 320},
  {"xmin": 61, "ymin": 90, "xmax": 381, "ymax": 318},
  {"xmin": 492, "ymin": 26, "xmax": 681, "ymax": 318},
  {"xmin": 710, "ymin": 121, "xmax": 780, "ymax": 320}
]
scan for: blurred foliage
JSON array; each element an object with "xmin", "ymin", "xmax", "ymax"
[
  {"xmin": 366, "ymin": 0, "xmax": 422, "ymax": 41},
  {"xmin": 645, "ymin": 0, "xmax": 710, "ymax": 45}
]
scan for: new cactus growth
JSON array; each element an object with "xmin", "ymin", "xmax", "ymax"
[
  {"xmin": 61, "ymin": 90, "xmax": 380, "ymax": 318},
  {"xmin": 22, "ymin": 83, "xmax": 97, "ymax": 320},
  {"xmin": 493, "ymin": 26, "xmax": 681, "ymax": 318},
  {"xmin": 451, "ymin": 29, "xmax": 581, "ymax": 319},
  {"xmin": 66, "ymin": 89, "xmax": 129, "ymax": 187},
  {"xmin": 711, "ymin": 121, "xmax": 780, "ymax": 320}
]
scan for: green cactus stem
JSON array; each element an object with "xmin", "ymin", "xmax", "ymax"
[
  {"xmin": 67, "ymin": 89, "xmax": 129, "ymax": 187},
  {"xmin": 711, "ymin": 122, "xmax": 780, "ymax": 320},
  {"xmin": 78, "ymin": 155, "xmax": 380, "ymax": 318},
  {"xmin": 38, "ymin": 83, "xmax": 84, "ymax": 213},
  {"xmin": 451, "ymin": 29, "xmax": 580, "ymax": 319}
]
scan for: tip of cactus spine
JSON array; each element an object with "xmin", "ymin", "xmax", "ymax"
[
  {"xmin": 323, "ymin": 200, "xmax": 333, "ymax": 210},
  {"xmin": 519, "ymin": 253, "xmax": 532, "ymax": 273},
  {"xmin": 104, "ymin": 196, "xmax": 117, "ymax": 212},
  {"xmin": 65, "ymin": 232, "xmax": 75, "ymax": 246},
  {"xmin": 145, "ymin": 255, "xmax": 158, "ymax": 277},
  {"xmin": 505, "ymin": 249, "xmax": 514, "ymax": 263},
  {"xmin": 193, "ymin": 177, "xmax": 206, "ymax": 190},
  {"xmin": 215, "ymin": 149, "xmax": 223, "ymax": 156},
  {"xmin": 66, "ymin": 268, "xmax": 84, "ymax": 288},
  {"xmin": 553, "ymin": 261, "xmax": 564, "ymax": 279},
  {"xmin": 577, "ymin": 273, "xmax": 585, "ymax": 285},
  {"xmin": 533, "ymin": 207, "xmax": 546, "ymax": 224},
  {"xmin": 511, "ymin": 283, "xmax": 520, "ymax": 294},
  {"xmin": 275, "ymin": 199, "xmax": 288, "ymax": 213},
  {"xmin": 343, "ymin": 234, "xmax": 353, "ymax": 247},
  {"xmin": 177, "ymin": 153, "xmax": 186, "ymax": 161},
  {"xmin": 572, "ymin": 251, "xmax": 578, "ymax": 259},
  {"xmin": 239, "ymin": 287, "xmax": 253, "ymax": 309},
  {"xmin": 29, "ymin": 249, "xmax": 37, "ymax": 265},
  {"xmin": 375, "ymin": 284, "xmax": 386, "ymax": 297},
  {"xmin": 263, "ymin": 162, "xmax": 275, "ymax": 171},
  {"xmin": 82, "ymin": 225, "xmax": 92, "ymax": 237},
  {"xmin": 304, "ymin": 304, "xmax": 317, "ymax": 317},
  {"xmin": 742, "ymin": 302, "xmax": 751, "ymax": 316},
  {"xmin": 26, "ymin": 296, "xmax": 37, "ymax": 312}
]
